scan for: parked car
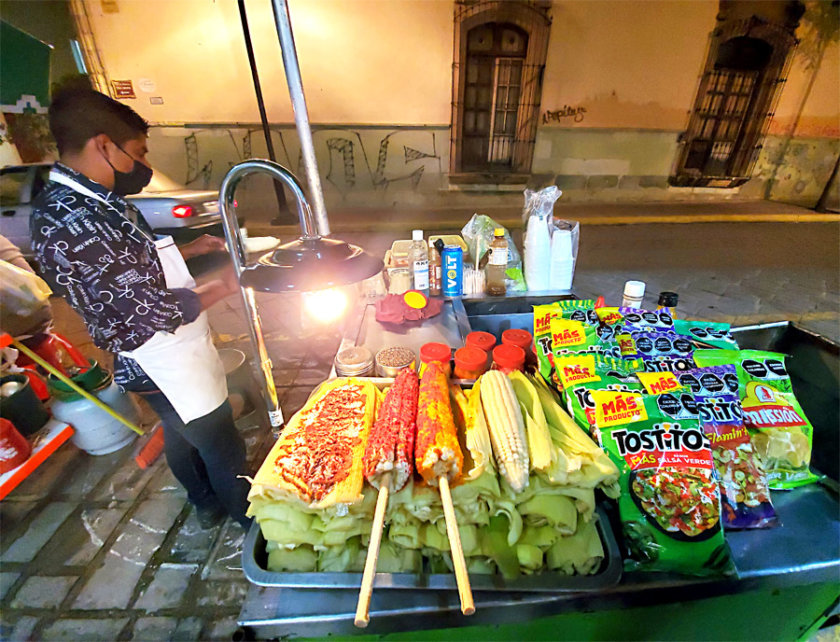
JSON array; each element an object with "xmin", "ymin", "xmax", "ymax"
[{"xmin": 0, "ymin": 163, "xmax": 229, "ymax": 256}]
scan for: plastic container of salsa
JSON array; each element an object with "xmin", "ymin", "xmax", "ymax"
[
  {"xmin": 419, "ymin": 342, "xmax": 452, "ymax": 376},
  {"xmin": 492, "ymin": 344, "xmax": 525, "ymax": 374},
  {"xmin": 466, "ymin": 331, "xmax": 496, "ymax": 353},
  {"xmin": 453, "ymin": 346, "xmax": 488, "ymax": 380}
]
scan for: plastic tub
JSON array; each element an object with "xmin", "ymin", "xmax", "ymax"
[{"xmin": 453, "ymin": 346, "xmax": 488, "ymax": 380}]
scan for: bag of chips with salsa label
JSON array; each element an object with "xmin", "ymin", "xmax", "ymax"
[
  {"xmin": 618, "ymin": 330, "xmax": 695, "ymax": 361},
  {"xmin": 673, "ymin": 319, "xmax": 739, "ymax": 350},
  {"xmin": 593, "ymin": 390, "xmax": 733, "ymax": 575},
  {"xmin": 678, "ymin": 365, "xmax": 778, "ymax": 529},
  {"xmin": 534, "ymin": 300, "xmax": 596, "ymax": 381},
  {"xmin": 693, "ymin": 349, "xmax": 818, "ymax": 489}
]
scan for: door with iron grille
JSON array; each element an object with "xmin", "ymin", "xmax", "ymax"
[{"xmin": 461, "ymin": 23, "xmax": 528, "ymax": 171}]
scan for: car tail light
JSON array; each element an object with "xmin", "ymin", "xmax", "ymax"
[{"xmin": 172, "ymin": 205, "xmax": 194, "ymax": 218}]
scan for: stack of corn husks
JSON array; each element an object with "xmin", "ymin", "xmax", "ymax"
[{"xmin": 247, "ymin": 371, "xmax": 618, "ymax": 577}]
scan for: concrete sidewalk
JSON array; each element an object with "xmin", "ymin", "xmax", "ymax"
[{"xmin": 0, "ymin": 219, "xmax": 837, "ymax": 641}]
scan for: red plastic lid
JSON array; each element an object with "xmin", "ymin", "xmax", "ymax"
[
  {"xmin": 493, "ymin": 344, "xmax": 525, "ymax": 370},
  {"xmin": 502, "ymin": 329, "xmax": 533, "ymax": 350},
  {"xmin": 466, "ymin": 331, "xmax": 496, "ymax": 353},
  {"xmin": 420, "ymin": 342, "xmax": 451, "ymax": 364},
  {"xmin": 454, "ymin": 346, "xmax": 487, "ymax": 371}
]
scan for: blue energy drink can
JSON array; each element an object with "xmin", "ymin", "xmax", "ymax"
[{"xmin": 441, "ymin": 245, "xmax": 463, "ymax": 297}]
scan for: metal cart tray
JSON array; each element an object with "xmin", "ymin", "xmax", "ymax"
[{"xmin": 242, "ymin": 505, "xmax": 622, "ymax": 592}]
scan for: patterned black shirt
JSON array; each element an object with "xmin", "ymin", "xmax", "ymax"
[{"xmin": 30, "ymin": 163, "xmax": 201, "ymax": 391}]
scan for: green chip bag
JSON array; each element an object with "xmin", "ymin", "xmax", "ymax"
[
  {"xmin": 534, "ymin": 300, "xmax": 597, "ymax": 381},
  {"xmin": 673, "ymin": 319, "xmax": 740, "ymax": 350},
  {"xmin": 694, "ymin": 349, "xmax": 819, "ymax": 489},
  {"xmin": 592, "ymin": 390, "xmax": 734, "ymax": 576}
]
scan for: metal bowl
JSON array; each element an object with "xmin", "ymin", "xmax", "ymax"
[{"xmin": 374, "ymin": 347, "xmax": 416, "ymax": 378}]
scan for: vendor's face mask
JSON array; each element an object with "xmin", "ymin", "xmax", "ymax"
[{"xmin": 104, "ymin": 141, "xmax": 153, "ymax": 196}]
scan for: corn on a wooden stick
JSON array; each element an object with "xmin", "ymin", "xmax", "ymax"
[
  {"xmin": 249, "ymin": 378, "xmax": 378, "ymax": 510},
  {"xmin": 415, "ymin": 362, "xmax": 464, "ymax": 487},
  {"xmin": 479, "ymin": 370, "xmax": 529, "ymax": 493}
]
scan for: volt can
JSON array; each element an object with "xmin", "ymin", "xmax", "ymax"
[{"xmin": 441, "ymin": 245, "xmax": 463, "ymax": 297}]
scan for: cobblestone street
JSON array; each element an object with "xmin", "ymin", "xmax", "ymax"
[{"xmin": 0, "ymin": 217, "xmax": 837, "ymax": 640}]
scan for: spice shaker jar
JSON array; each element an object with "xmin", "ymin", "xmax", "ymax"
[
  {"xmin": 334, "ymin": 346, "xmax": 375, "ymax": 377},
  {"xmin": 501, "ymin": 329, "xmax": 535, "ymax": 366},
  {"xmin": 453, "ymin": 346, "xmax": 488, "ymax": 380},
  {"xmin": 419, "ymin": 342, "xmax": 452, "ymax": 377},
  {"xmin": 375, "ymin": 346, "xmax": 416, "ymax": 378},
  {"xmin": 492, "ymin": 344, "xmax": 525, "ymax": 374}
]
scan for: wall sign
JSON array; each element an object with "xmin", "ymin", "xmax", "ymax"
[{"xmin": 111, "ymin": 80, "xmax": 135, "ymax": 99}]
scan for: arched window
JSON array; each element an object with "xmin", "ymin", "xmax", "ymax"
[
  {"xmin": 451, "ymin": 1, "xmax": 551, "ymax": 177},
  {"xmin": 670, "ymin": 1, "xmax": 804, "ymax": 187}
]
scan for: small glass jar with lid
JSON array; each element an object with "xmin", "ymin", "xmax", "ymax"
[
  {"xmin": 453, "ymin": 346, "xmax": 488, "ymax": 380},
  {"xmin": 419, "ymin": 342, "xmax": 452, "ymax": 377}
]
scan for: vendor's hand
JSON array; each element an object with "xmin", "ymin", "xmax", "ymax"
[
  {"xmin": 180, "ymin": 234, "xmax": 227, "ymax": 260},
  {"xmin": 219, "ymin": 264, "xmax": 240, "ymax": 295}
]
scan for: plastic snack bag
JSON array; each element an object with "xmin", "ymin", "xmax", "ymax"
[
  {"xmin": 679, "ymin": 365, "xmax": 779, "ymax": 529},
  {"xmin": 693, "ymin": 349, "xmax": 818, "ymax": 489},
  {"xmin": 460, "ymin": 214, "xmax": 526, "ymax": 291},
  {"xmin": 533, "ymin": 300, "xmax": 597, "ymax": 382},
  {"xmin": 593, "ymin": 390, "xmax": 734, "ymax": 576},
  {"xmin": 673, "ymin": 319, "xmax": 739, "ymax": 350}
]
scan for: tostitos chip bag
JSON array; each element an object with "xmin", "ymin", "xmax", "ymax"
[
  {"xmin": 593, "ymin": 390, "xmax": 733, "ymax": 576},
  {"xmin": 679, "ymin": 365, "xmax": 778, "ymax": 529},
  {"xmin": 693, "ymin": 350, "xmax": 818, "ymax": 489},
  {"xmin": 597, "ymin": 307, "xmax": 674, "ymax": 333}
]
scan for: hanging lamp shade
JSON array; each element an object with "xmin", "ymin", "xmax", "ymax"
[{"xmin": 240, "ymin": 236, "xmax": 383, "ymax": 293}]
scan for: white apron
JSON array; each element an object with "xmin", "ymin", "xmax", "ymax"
[
  {"xmin": 119, "ymin": 236, "xmax": 228, "ymax": 424},
  {"xmin": 49, "ymin": 169, "xmax": 228, "ymax": 424}
]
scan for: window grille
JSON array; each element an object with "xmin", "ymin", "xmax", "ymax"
[{"xmin": 451, "ymin": 1, "xmax": 551, "ymax": 176}]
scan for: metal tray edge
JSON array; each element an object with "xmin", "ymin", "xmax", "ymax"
[{"xmin": 242, "ymin": 505, "xmax": 622, "ymax": 592}]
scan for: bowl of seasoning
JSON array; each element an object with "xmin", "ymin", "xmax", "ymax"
[
  {"xmin": 375, "ymin": 346, "xmax": 416, "ymax": 378},
  {"xmin": 334, "ymin": 346, "xmax": 375, "ymax": 377}
]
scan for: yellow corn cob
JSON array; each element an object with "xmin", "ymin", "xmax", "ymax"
[
  {"xmin": 463, "ymin": 379, "xmax": 494, "ymax": 479},
  {"xmin": 415, "ymin": 362, "xmax": 464, "ymax": 487},
  {"xmin": 248, "ymin": 378, "xmax": 378, "ymax": 510},
  {"xmin": 479, "ymin": 370, "xmax": 529, "ymax": 492}
]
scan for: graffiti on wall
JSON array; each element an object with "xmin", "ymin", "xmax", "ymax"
[
  {"xmin": 172, "ymin": 127, "xmax": 444, "ymax": 197},
  {"xmin": 542, "ymin": 105, "xmax": 587, "ymax": 124}
]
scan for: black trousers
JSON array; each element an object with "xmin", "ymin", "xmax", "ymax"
[{"xmin": 142, "ymin": 392, "xmax": 250, "ymax": 527}]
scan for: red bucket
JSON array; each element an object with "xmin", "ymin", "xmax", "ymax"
[{"xmin": 0, "ymin": 418, "xmax": 31, "ymax": 473}]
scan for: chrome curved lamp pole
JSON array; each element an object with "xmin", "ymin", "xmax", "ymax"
[{"xmin": 219, "ymin": 160, "xmax": 313, "ymax": 431}]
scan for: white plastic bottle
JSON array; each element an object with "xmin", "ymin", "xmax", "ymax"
[
  {"xmin": 409, "ymin": 229, "xmax": 430, "ymax": 295},
  {"xmin": 622, "ymin": 280, "xmax": 646, "ymax": 308}
]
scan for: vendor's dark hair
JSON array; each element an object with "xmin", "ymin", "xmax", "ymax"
[{"xmin": 49, "ymin": 88, "xmax": 149, "ymax": 155}]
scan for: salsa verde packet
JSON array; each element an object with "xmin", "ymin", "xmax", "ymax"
[
  {"xmin": 534, "ymin": 300, "xmax": 596, "ymax": 381},
  {"xmin": 693, "ymin": 350, "xmax": 818, "ymax": 489},
  {"xmin": 597, "ymin": 307, "xmax": 675, "ymax": 333},
  {"xmin": 673, "ymin": 319, "xmax": 739, "ymax": 350},
  {"xmin": 618, "ymin": 330, "xmax": 697, "ymax": 373},
  {"xmin": 679, "ymin": 366, "xmax": 779, "ymax": 529},
  {"xmin": 592, "ymin": 390, "xmax": 733, "ymax": 576}
]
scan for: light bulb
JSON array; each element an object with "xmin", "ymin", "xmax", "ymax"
[{"xmin": 302, "ymin": 287, "xmax": 348, "ymax": 324}]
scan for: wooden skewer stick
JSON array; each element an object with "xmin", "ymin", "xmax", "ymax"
[
  {"xmin": 439, "ymin": 475, "xmax": 475, "ymax": 616},
  {"xmin": 355, "ymin": 471, "xmax": 392, "ymax": 628}
]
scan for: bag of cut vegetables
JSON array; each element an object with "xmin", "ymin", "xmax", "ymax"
[
  {"xmin": 694, "ymin": 350, "xmax": 819, "ymax": 489},
  {"xmin": 591, "ymin": 389, "xmax": 734, "ymax": 575}
]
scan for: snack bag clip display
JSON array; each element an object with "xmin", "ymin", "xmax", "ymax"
[
  {"xmin": 694, "ymin": 350, "xmax": 819, "ymax": 489},
  {"xmin": 678, "ymin": 366, "xmax": 778, "ymax": 529},
  {"xmin": 592, "ymin": 390, "xmax": 734, "ymax": 576}
]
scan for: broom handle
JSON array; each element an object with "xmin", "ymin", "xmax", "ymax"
[{"xmin": 11, "ymin": 338, "xmax": 144, "ymax": 436}]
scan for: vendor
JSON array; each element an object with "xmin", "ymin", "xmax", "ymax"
[{"xmin": 30, "ymin": 88, "xmax": 250, "ymax": 529}]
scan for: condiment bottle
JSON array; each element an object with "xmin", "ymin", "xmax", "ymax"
[
  {"xmin": 466, "ymin": 331, "xmax": 496, "ymax": 353},
  {"xmin": 409, "ymin": 229, "xmax": 430, "ymax": 295},
  {"xmin": 453, "ymin": 346, "xmax": 488, "ymax": 380},
  {"xmin": 419, "ymin": 342, "xmax": 452, "ymax": 377},
  {"xmin": 657, "ymin": 291, "xmax": 679, "ymax": 319},
  {"xmin": 501, "ymin": 328, "xmax": 535, "ymax": 366},
  {"xmin": 491, "ymin": 344, "xmax": 525, "ymax": 374},
  {"xmin": 622, "ymin": 280, "xmax": 646, "ymax": 309},
  {"xmin": 428, "ymin": 239, "xmax": 442, "ymax": 296},
  {"xmin": 485, "ymin": 227, "xmax": 508, "ymax": 296}
]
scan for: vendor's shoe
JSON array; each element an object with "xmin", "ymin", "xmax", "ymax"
[{"xmin": 195, "ymin": 504, "xmax": 226, "ymax": 530}]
